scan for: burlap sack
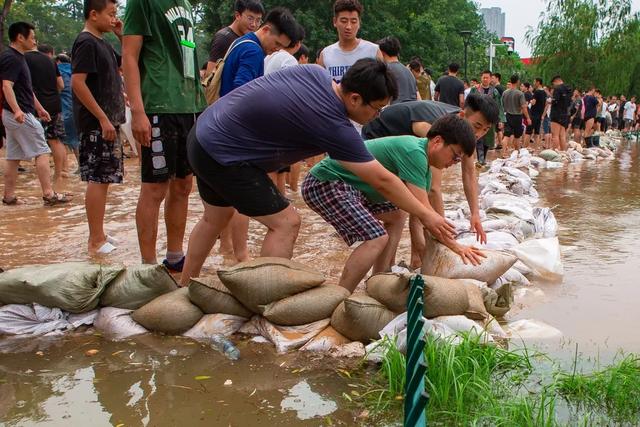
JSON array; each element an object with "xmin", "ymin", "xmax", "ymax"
[
  {"xmin": 330, "ymin": 294, "xmax": 397, "ymax": 343},
  {"xmin": 261, "ymin": 284, "xmax": 350, "ymax": 326},
  {"xmin": 0, "ymin": 262, "xmax": 123, "ymax": 313},
  {"xmin": 300, "ymin": 326, "xmax": 351, "ymax": 352},
  {"xmin": 421, "ymin": 238, "xmax": 517, "ymax": 284},
  {"xmin": 132, "ymin": 288, "xmax": 203, "ymax": 334},
  {"xmin": 422, "ymin": 276, "xmax": 470, "ymax": 318},
  {"xmin": 183, "ymin": 314, "xmax": 247, "ymax": 339},
  {"xmin": 365, "ymin": 273, "xmax": 411, "ymax": 313},
  {"xmin": 464, "ymin": 283, "xmax": 490, "ymax": 321},
  {"xmin": 539, "ymin": 149, "xmax": 562, "ymax": 162},
  {"xmin": 188, "ymin": 277, "xmax": 252, "ymax": 318},
  {"xmin": 253, "ymin": 317, "xmax": 330, "ymax": 353},
  {"xmin": 218, "ymin": 257, "xmax": 325, "ymax": 313},
  {"xmin": 483, "ymin": 283, "xmax": 512, "ymax": 317},
  {"xmin": 100, "ymin": 264, "xmax": 178, "ymax": 310}
]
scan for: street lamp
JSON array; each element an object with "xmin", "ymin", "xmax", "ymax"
[
  {"xmin": 459, "ymin": 30, "xmax": 472, "ymax": 80},
  {"xmin": 488, "ymin": 42, "xmax": 510, "ymax": 72}
]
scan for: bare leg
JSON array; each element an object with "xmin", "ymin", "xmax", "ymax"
[
  {"xmin": 3, "ymin": 159, "xmax": 20, "ymax": 200},
  {"xmin": 180, "ymin": 203, "xmax": 236, "ymax": 285},
  {"xmin": 164, "ymin": 176, "xmax": 192, "ymax": 253},
  {"xmin": 85, "ymin": 182, "xmax": 110, "ymax": 253},
  {"xmin": 34, "ymin": 154, "xmax": 54, "ymax": 198},
  {"xmin": 254, "ymin": 204, "xmax": 301, "ymax": 258},
  {"xmin": 230, "ymin": 213, "xmax": 250, "ymax": 262},
  {"xmin": 288, "ymin": 162, "xmax": 302, "ymax": 192},
  {"xmin": 136, "ymin": 181, "xmax": 169, "ymax": 264},
  {"xmin": 48, "ymin": 139, "xmax": 66, "ymax": 189},
  {"xmin": 373, "ymin": 210, "xmax": 408, "ymax": 273},
  {"xmin": 409, "ymin": 214, "xmax": 426, "ymax": 269},
  {"xmin": 338, "ymin": 235, "xmax": 389, "ymax": 292}
]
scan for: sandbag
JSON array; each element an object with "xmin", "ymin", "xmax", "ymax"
[
  {"xmin": 539, "ymin": 149, "xmax": 562, "ymax": 162},
  {"xmin": 183, "ymin": 314, "xmax": 247, "ymax": 339},
  {"xmin": 94, "ymin": 307, "xmax": 148, "ymax": 340},
  {"xmin": 218, "ymin": 257, "xmax": 325, "ymax": 313},
  {"xmin": 0, "ymin": 304, "xmax": 97, "ymax": 335},
  {"xmin": 492, "ymin": 268, "xmax": 531, "ymax": 288},
  {"xmin": 482, "ymin": 284, "xmax": 512, "ymax": 317},
  {"xmin": 188, "ymin": 277, "xmax": 253, "ymax": 318},
  {"xmin": 422, "ymin": 276, "xmax": 470, "ymax": 318},
  {"xmin": 365, "ymin": 273, "xmax": 411, "ymax": 313},
  {"xmin": 464, "ymin": 283, "xmax": 489, "ymax": 321},
  {"xmin": 330, "ymin": 294, "xmax": 396, "ymax": 343},
  {"xmin": 511, "ymin": 237, "xmax": 563, "ymax": 281},
  {"xmin": 421, "ymin": 238, "xmax": 517, "ymax": 284},
  {"xmin": 99, "ymin": 264, "xmax": 178, "ymax": 310},
  {"xmin": 0, "ymin": 262, "xmax": 123, "ymax": 313},
  {"xmin": 253, "ymin": 316, "xmax": 330, "ymax": 353},
  {"xmin": 132, "ymin": 288, "xmax": 203, "ymax": 334},
  {"xmin": 261, "ymin": 284, "xmax": 350, "ymax": 326},
  {"xmin": 300, "ymin": 326, "xmax": 351, "ymax": 352}
]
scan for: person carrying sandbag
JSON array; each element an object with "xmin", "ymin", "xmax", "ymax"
[{"xmin": 301, "ymin": 115, "xmax": 485, "ymax": 292}]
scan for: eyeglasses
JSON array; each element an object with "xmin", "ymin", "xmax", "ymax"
[
  {"xmin": 449, "ymin": 145, "xmax": 462, "ymax": 163},
  {"xmin": 243, "ymin": 14, "xmax": 262, "ymax": 25},
  {"xmin": 366, "ymin": 102, "xmax": 384, "ymax": 114}
]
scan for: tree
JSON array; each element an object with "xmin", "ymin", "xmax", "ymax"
[{"xmin": 0, "ymin": 0, "xmax": 13, "ymax": 51}]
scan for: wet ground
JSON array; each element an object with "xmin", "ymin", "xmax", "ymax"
[{"xmin": 1, "ymin": 139, "xmax": 640, "ymax": 425}]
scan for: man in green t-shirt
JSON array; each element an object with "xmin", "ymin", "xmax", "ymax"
[
  {"xmin": 301, "ymin": 115, "xmax": 484, "ymax": 292},
  {"xmin": 122, "ymin": 0, "xmax": 207, "ymax": 269}
]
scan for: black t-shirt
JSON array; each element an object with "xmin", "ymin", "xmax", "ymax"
[
  {"xmin": 71, "ymin": 31, "xmax": 125, "ymax": 133},
  {"xmin": 524, "ymin": 91, "xmax": 533, "ymax": 103},
  {"xmin": 25, "ymin": 51, "xmax": 61, "ymax": 115},
  {"xmin": 531, "ymin": 88, "xmax": 547, "ymax": 116},
  {"xmin": 209, "ymin": 26, "xmax": 241, "ymax": 63},
  {"xmin": 583, "ymin": 95, "xmax": 598, "ymax": 118},
  {"xmin": 0, "ymin": 47, "xmax": 36, "ymax": 115},
  {"xmin": 495, "ymin": 84, "xmax": 505, "ymax": 96},
  {"xmin": 551, "ymin": 84, "xmax": 572, "ymax": 117},
  {"xmin": 434, "ymin": 75, "xmax": 464, "ymax": 107},
  {"xmin": 362, "ymin": 100, "xmax": 460, "ymax": 139}
]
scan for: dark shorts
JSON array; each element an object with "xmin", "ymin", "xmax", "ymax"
[
  {"xmin": 140, "ymin": 113, "xmax": 197, "ymax": 183},
  {"xmin": 79, "ymin": 129, "xmax": 124, "ymax": 184},
  {"xmin": 301, "ymin": 174, "xmax": 398, "ymax": 246},
  {"xmin": 526, "ymin": 114, "xmax": 543, "ymax": 135},
  {"xmin": 504, "ymin": 113, "xmax": 524, "ymax": 138},
  {"xmin": 42, "ymin": 113, "xmax": 66, "ymax": 141},
  {"xmin": 571, "ymin": 116, "xmax": 583, "ymax": 129},
  {"xmin": 550, "ymin": 114, "xmax": 570, "ymax": 128},
  {"xmin": 187, "ymin": 128, "xmax": 289, "ymax": 217}
]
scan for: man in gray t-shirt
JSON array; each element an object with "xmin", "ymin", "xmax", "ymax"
[
  {"xmin": 500, "ymin": 74, "xmax": 531, "ymax": 155},
  {"xmin": 378, "ymin": 36, "xmax": 417, "ymax": 104}
]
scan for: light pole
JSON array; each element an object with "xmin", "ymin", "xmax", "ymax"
[
  {"xmin": 459, "ymin": 30, "xmax": 472, "ymax": 80},
  {"xmin": 488, "ymin": 42, "xmax": 509, "ymax": 72}
]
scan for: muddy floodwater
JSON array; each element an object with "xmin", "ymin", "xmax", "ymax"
[{"xmin": 1, "ymin": 139, "xmax": 640, "ymax": 425}]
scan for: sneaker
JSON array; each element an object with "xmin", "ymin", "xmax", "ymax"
[{"xmin": 163, "ymin": 256, "xmax": 185, "ymax": 273}]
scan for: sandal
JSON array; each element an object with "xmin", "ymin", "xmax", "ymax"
[
  {"xmin": 43, "ymin": 192, "xmax": 71, "ymax": 206},
  {"xmin": 2, "ymin": 196, "xmax": 19, "ymax": 205}
]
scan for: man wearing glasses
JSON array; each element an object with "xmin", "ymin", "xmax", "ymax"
[
  {"xmin": 301, "ymin": 115, "xmax": 484, "ymax": 292},
  {"xmin": 205, "ymin": 0, "xmax": 265, "ymax": 76}
]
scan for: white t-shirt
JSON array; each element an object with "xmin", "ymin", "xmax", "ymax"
[
  {"xmin": 264, "ymin": 50, "xmax": 299, "ymax": 75},
  {"xmin": 624, "ymin": 101, "xmax": 636, "ymax": 120},
  {"xmin": 321, "ymin": 39, "xmax": 379, "ymax": 82},
  {"xmin": 464, "ymin": 87, "xmax": 471, "ymax": 100}
]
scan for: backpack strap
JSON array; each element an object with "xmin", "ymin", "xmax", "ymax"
[{"xmin": 221, "ymin": 38, "xmax": 259, "ymax": 63}]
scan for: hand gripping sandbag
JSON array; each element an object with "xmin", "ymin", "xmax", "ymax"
[
  {"xmin": 100, "ymin": 264, "xmax": 178, "ymax": 310},
  {"xmin": 330, "ymin": 294, "xmax": 397, "ymax": 343},
  {"xmin": 217, "ymin": 257, "xmax": 325, "ymax": 313},
  {"xmin": 421, "ymin": 238, "xmax": 517, "ymax": 285},
  {"xmin": 260, "ymin": 284, "xmax": 350, "ymax": 326},
  {"xmin": 188, "ymin": 277, "xmax": 253, "ymax": 318},
  {"xmin": 0, "ymin": 262, "xmax": 123, "ymax": 313},
  {"xmin": 132, "ymin": 288, "xmax": 203, "ymax": 334}
]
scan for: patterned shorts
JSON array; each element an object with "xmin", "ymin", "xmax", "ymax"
[
  {"xmin": 302, "ymin": 174, "xmax": 398, "ymax": 246},
  {"xmin": 79, "ymin": 129, "xmax": 124, "ymax": 184},
  {"xmin": 42, "ymin": 112, "xmax": 66, "ymax": 141}
]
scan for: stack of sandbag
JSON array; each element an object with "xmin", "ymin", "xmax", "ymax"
[
  {"xmin": 132, "ymin": 288, "xmax": 203, "ymax": 335},
  {"xmin": 0, "ymin": 262, "xmax": 124, "ymax": 313},
  {"xmin": 100, "ymin": 264, "xmax": 178, "ymax": 309}
]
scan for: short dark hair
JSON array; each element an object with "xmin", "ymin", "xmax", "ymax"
[
  {"xmin": 8, "ymin": 22, "xmax": 35, "ymax": 42},
  {"xmin": 523, "ymin": 82, "xmax": 531, "ymax": 89},
  {"xmin": 377, "ymin": 36, "xmax": 401, "ymax": 57},
  {"xmin": 37, "ymin": 44, "xmax": 54, "ymax": 55},
  {"xmin": 492, "ymin": 72, "xmax": 501, "ymax": 81},
  {"xmin": 427, "ymin": 114, "xmax": 476, "ymax": 157},
  {"xmin": 294, "ymin": 44, "xmax": 309, "ymax": 60},
  {"xmin": 465, "ymin": 93, "xmax": 500, "ymax": 126},
  {"xmin": 510, "ymin": 74, "xmax": 519, "ymax": 84},
  {"xmin": 292, "ymin": 23, "xmax": 306, "ymax": 45},
  {"xmin": 471, "ymin": 78, "xmax": 479, "ymax": 84},
  {"xmin": 481, "ymin": 70, "xmax": 491, "ymax": 76},
  {"xmin": 448, "ymin": 63, "xmax": 460, "ymax": 73},
  {"xmin": 551, "ymin": 75, "xmax": 562, "ymax": 83},
  {"xmin": 83, "ymin": 0, "xmax": 117, "ymax": 20},
  {"xmin": 234, "ymin": 0, "xmax": 265, "ymax": 15},
  {"xmin": 263, "ymin": 7, "xmax": 298, "ymax": 46},
  {"xmin": 56, "ymin": 53, "xmax": 71, "ymax": 63},
  {"xmin": 408, "ymin": 59, "xmax": 422, "ymax": 72},
  {"xmin": 535, "ymin": 77, "xmax": 543, "ymax": 85},
  {"xmin": 341, "ymin": 58, "xmax": 398, "ymax": 104},
  {"xmin": 334, "ymin": 0, "xmax": 363, "ymax": 17}
]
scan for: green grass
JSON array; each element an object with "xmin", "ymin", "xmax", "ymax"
[{"xmin": 356, "ymin": 335, "xmax": 640, "ymax": 426}]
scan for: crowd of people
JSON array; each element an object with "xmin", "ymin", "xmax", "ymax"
[{"xmin": 0, "ymin": 0, "xmax": 634, "ymax": 293}]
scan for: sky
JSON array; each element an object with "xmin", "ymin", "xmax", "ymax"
[{"xmin": 477, "ymin": 0, "xmax": 640, "ymax": 58}]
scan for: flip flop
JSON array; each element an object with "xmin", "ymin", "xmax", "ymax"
[
  {"xmin": 43, "ymin": 192, "xmax": 71, "ymax": 206},
  {"xmin": 2, "ymin": 196, "xmax": 20, "ymax": 206},
  {"xmin": 96, "ymin": 241, "xmax": 117, "ymax": 254},
  {"xmin": 106, "ymin": 235, "xmax": 118, "ymax": 245}
]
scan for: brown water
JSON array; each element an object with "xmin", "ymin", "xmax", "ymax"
[{"xmin": 1, "ymin": 140, "xmax": 639, "ymax": 425}]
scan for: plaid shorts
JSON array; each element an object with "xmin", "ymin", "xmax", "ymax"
[{"xmin": 302, "ymin": 174, "xmax": 398, "ymax": 246}]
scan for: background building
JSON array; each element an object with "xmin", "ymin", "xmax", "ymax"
[{"xmin": 481, "ymin": 7, "xmax": 506, "ymax": 38}]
